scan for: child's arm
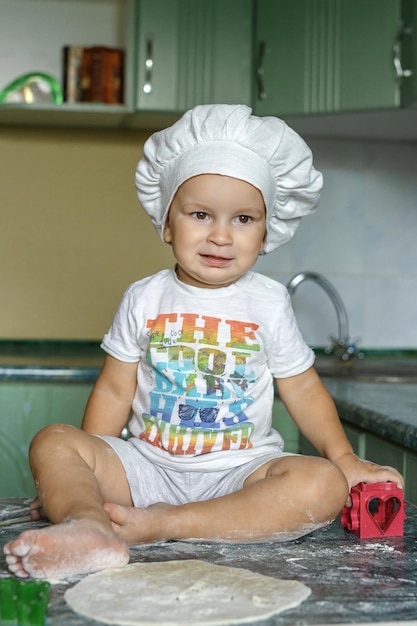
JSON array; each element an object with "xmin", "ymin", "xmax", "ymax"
[
  {"xmin": 275, "ymin": 367, "xmax": 404, "ymax": 491},
  {"xmin": 82, "ymin": 354, "xmax": 138, "ymax": 436}
]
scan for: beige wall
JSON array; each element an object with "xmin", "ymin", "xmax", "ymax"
[{"xmin": 1, "ymin": 127, "xmax": 174, "ymax": 339}]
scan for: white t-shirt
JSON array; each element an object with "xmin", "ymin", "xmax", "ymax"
[{"xmin": 101, "ymin": 269, "xmax": 314, "ymax": 471}]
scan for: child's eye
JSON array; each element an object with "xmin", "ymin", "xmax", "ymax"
[
  {"xmin": 192, "ymin": 211, "xmax": 208, "ymax": 220},
  {"xmin": 236, "ymin": 215, "xmax": 252, "ymax": 224}
]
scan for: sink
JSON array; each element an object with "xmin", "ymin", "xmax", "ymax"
[{"xmin": 315, "ymin": 355, "xmax": 417, "ymax": 383}]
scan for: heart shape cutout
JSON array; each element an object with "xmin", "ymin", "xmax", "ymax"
[{"xmin": 367, "ymin": 496, "xmax": 401, "ymax": 533}]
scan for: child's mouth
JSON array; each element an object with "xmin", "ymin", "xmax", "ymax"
[{"xmin": 201, "ymin": 255, "xmax": 232, "ymax": 267}]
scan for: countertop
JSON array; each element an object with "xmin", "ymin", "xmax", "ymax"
[
  {"xmin": 1, "ymin": 345, "xmax": 417, "ymax": 624},
  {"xmin": 322, "ymin": 379, "xmax": 417, "ymax": 452},
  {"xmin": 1, "ymin": 498, "xmax": 417, "ymax": 626}
]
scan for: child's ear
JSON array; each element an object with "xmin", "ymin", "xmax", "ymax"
[{"xmin": 163, "ymin": 220, "xmax": 172, "ymax": 243}]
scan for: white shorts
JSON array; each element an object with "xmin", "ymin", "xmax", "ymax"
[{"xmin": 97, "ymin": 436, "xmax": 292, "ymax": 508}]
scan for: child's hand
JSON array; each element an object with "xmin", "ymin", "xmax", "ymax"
[
  {"xmin": 332, "ymin": 452, "xmax": 404, "ymax": 506},
  {"xmin": 29, "ymin": 496, "xmax": 47, "ymax": 520}
]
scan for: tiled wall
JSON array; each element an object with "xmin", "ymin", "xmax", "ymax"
[{"xmin": 255, "ymin": 138, "xmax": 417, "ymax": 350}]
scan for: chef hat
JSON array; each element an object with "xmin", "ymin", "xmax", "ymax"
[{"xmin": 136, "ymin": 104, "xmax": 322, "ymax": 254}]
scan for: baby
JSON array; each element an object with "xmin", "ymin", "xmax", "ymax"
[{"xmin": 4, "ymin": 105, "xmax": 403, "ymax": 580}]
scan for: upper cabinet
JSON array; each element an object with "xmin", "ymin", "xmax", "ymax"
[
  {"xmin": 0, "ymin": 0, "xmax": 416, "ymax": 137},
  {"xmin": 339, "ymin": 0, "xmax": 401, "ymax": 111},
  {"xmin": 254, "ymin": 0, "xmax": 415, "ymax": 117},
  {"xmin": 135, "ymin": 0, "xmax": 252, "ymax": 113},
  {"xmin": 401, "ymin": 0, "xmax": 417, "ymax": 106}
]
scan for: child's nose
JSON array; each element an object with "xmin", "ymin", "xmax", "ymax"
[{"xmin": 208, "ymin": 221, "xmax": 232, "ymax": 245}]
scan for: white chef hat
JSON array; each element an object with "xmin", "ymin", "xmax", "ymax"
[{"xmin": 136, "ymin": 104, "xmax": 322, "ymax": 254}]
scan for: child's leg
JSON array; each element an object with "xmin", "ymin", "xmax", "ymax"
[
  {"xmin": 4, "ymin": 424, "xmax": 132, "ymax": 579},
  {"xmin": 105, "ymin": 455, "xmax": 349, "ymax": 544}
]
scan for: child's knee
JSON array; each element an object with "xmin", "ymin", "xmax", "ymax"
[
  {"xmin": 29, "ymin": 423, "xmax": 79, "ymax": 460},
  {"xmin": 276, "ymin": 456, "xmax": 348, "ymax": 518},
  {"xmin": 308, "ymin": 457, "xmax": 349, "ymax": 513}
]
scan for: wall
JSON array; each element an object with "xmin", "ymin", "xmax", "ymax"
[
  {"xmin": 1, "ymin": 126, "xmax": 416, "ymax": 347},
  {"xmin": 255, "ymin": 137, "xmax": 417, "ymax": 349},
  {"xmin": 0, "ymin": 127, "xmax": 174, "ymax": 339}
]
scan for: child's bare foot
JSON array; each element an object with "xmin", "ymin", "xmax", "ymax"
[
  {"xmin": 4, "ymin": 519, "xmax": 130, "ymax": 580},
  {"xmin": 104, "ymin": 502, "xmax": 174, "ymax": 544}
]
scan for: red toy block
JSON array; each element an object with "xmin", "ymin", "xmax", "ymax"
[{"xmin": 341, "ymin": 482, "xmax": 405, "ymax": 538}]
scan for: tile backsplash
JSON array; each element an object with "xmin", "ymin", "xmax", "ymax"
[{"xmin": 255, "ymin": 137, "xmax": 417, "ymax": 350}]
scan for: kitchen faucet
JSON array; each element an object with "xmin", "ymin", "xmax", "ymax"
[{"xmin": 286, "ymin": 271, "xmax": 362, "ymax": 360}]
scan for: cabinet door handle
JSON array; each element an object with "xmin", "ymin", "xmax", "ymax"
[
  {"xmin": 143, "ymin": 37, "xmax": 154, "ymax": 94},
  {"xmin": 393, "ymin": 22, "xmax": 413, "ymax": 81},
  {"xmin": 257, "ymin": 41, "xmax": 267, "ymax": 100}
]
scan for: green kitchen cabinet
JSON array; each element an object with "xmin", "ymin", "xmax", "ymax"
[
  {"xmin": 364, "ymin": 432, "xmax": 406, "ymax": 475},
  {"xmin": 299, "ymin": 422, "xmax": 365, "ymax": 458},
  {"xmin": 364, "ymin": 432, "xmax": 417, "ymax": 506},
  {"xmin": 0, "ymin": 382, "xmax": 92, "ymax": 497},
  {"xmin": 272, "ymin": 400, "xmax": 299, "ymax": 454},
  {"xmin": 2, "ymin": 0, "xmax": 415, "ymax": 131},
  {"xmin": 254, "ymin": 0, "xmax": 314, "ymax": 117},
  {"xmin": 135, "ymin": 0, "xmax": 252, "ymax": 113},
  {"xmin": 401, "ymin": 0, "xmax": 417, "ymax": 106},
  {"xmin": 405, "ymin": 452, "xmax": 417, "ymax": 507},
  {"xmin": 338, "ymin": 0, "xmax": 402, "ymax": 111},
  {"xmin": 342, "ymin": 423, "xmax": 366, "ymax": 459},
  {"xmin": 254, "ymin": 0, "xmax": 414, "ymax": 117},
  {"xmin": 300, "ymin": 423, "xmax": 417, "ymax": 506}
]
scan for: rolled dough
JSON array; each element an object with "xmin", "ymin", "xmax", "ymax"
[{"xmin": 64, "ymin": 559, "xmax": 311, "ymax": 626}]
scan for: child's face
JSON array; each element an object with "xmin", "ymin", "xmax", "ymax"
[{"xmin": 163, "ymin": 174, "xmax": 266, "ymax": 289}]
